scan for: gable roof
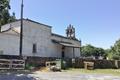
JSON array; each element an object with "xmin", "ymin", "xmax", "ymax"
[
  {"xmin": 52, "ymin": 39, "xmax": 80, "ymax": 48},
  {"xmin": 0, "ymin": 18, "xmax": 52, "ymax": 33},
  {"xmin": 1, "ymin": 18, "xmax": 52, "ymax": 29},
  {"xmin": 25, "ymin": 19, "xmax": 52, "ymax": 28},
  {"xmin": 52, "ymin": 33, "xmax": 80, "ymax": 41}
]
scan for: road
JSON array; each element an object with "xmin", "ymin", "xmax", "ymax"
[{"xmin": 0, "ymin": 71, "xmax": 120, "ymax": 80}]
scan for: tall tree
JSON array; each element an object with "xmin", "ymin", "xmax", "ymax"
[
  {"xmin": 0, "ymin": 0, "xmax": 16, "ymax": 31},
  {"xmin": 81, "ymin": 44, "xmax": 95, "ymax": 57},
  {"xmin": 108, "ymin": 39, "xmax": 120, "ymax": 60},
  {"xmin": 81, "ymin": 44, "xmax": 106, "ymax": 58}
]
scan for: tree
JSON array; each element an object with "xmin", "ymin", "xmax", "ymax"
[
  {"xmin": 104, "ymin": 49, "xmax": 111, "ymax": 59},
  {"xmin": 108, "ymin": 39, "xmax": 120, "ymax": 60},
  {"xmin": 94, "ymin": 48, "xmax": 105, "ymax": 57},
  {"xmin": 0, "ymin": 0, "xmax": 16, "ymax": 30},
  {"xmin": 81, "ymin": 44, "xmax": 106, "ymax": 59},
  {"xmin": 81, "ymin": 44, "xmax": 95, "ymax": 57}
]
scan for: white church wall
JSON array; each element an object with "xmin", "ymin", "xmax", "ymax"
[
  {"xmin": 0, "ymin": 33, "xmax": 19, "ymax": 55},
  {"xmin": 22, "ymin": 20, "xmax": 52, "ymax": 57},
  {"xmin": 0, "ymin": 19, "xmax": 81, "ymax": 58},
  {"xmin": 51, "ymin": 35, "xmax": 81, "ymax": 58},
  {"xmin": 65, "ymin": 47, "xmax": 73, "ymax": 58},
  {"xmin": 0, "ymin": 20, "xmax": 52, "ymax": 57}
]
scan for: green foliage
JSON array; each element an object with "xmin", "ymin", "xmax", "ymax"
[
  {"xmin": 81, "ymin": 44, "xmax": 95, "ymax": 57},
  {"xmin": 108, "ymin": 39, "xmax": 120, "ymax": 60},
  {"xmin": 81, "ymin": 39, "xmax": 120, "ymax": 60},
  {"xmin": 25, "ymin": 63, "xmax": 36, "ymax": 70},
  {"xmin": 0, "ymin": 0, "xmax": 16, "ymax": 27},
  {"xmin": 81, "ymin": 44, "xmax": 106, "ymax": 57}
]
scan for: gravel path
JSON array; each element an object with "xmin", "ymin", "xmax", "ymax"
[
  {"xmin": 0, "ymin": 71, "xmax": 120, "ymax": 80},
  {"xmin": 30, "ymin": 71, "xmax": 120, "ymax": 80}
]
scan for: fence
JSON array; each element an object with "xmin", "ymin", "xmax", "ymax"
[
  {"xmin": 0, "ymin": 59, "xmax": 25, "ymax": 69},
  {"xmin": 74, "ymin": 58, "xmax": 120, "ymax": 69},
  {"xmin": 0, "ymin": 55, "xmax": 120, "ymax": 69}
]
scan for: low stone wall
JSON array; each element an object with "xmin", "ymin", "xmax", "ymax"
[
  {"xmin": 26, "ymin": 56, "xmax": 57, "ymax": 67},
  {"xmin": 26, "ymin": 57, "xmax": 72, "ymax": 68},
  {"xmin": 74, "ymin": 58, "xmax": 120, "ymax": 69},
  {"xmin": 26, "ymin": 57, "xmax": 120, "ymax": 69},
  {"xmin": 0, "ymin": 55, "xmax": 120, "ymax": 69}
]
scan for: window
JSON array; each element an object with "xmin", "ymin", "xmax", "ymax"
[
  {"xmin": 62, "ymin": 46, "xmax": 65, "ymax": 58},
  {"xmin": 62, "ymin": 51, "xmax": 65, "ymax": 58},
  {"xmin": 33, "ymin": 43, "xmax": 37, "ymax": 53}
]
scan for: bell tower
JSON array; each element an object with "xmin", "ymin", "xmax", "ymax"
[{"xmin": 66, "ymin": 24, "xmax": 76, "ymax": 39}]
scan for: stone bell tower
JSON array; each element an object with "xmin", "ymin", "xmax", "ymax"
[{"xmin": 66, "ymin": 24, "xmax": 76, "ymax": 39}]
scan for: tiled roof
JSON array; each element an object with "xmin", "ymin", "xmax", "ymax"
[{"xmin": 52, "ymin": 33, "xmax": 80, "ymax": 41}]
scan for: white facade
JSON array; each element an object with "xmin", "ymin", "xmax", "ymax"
[{"xmin": 0, "ymin": 19, "xmax": 81, "ymax": 58}]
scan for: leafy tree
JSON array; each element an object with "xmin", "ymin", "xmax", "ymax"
[
  {"xmin": 104, "ymin": 49, "xmax": 111, "ymax": 58},
  {"xmin": 108, "ymin": 39, "xmax": 120, "ymax": 60},
  {"xmin": 0, "ymin": 0, "xmax": 16, "ymax": 30},
  {"xmin": 81, "ymin": 44, "xmax": 106, "ymax": 58},
  {"xmin": 81, "ymin": 44, "xmax": 95, "ymax": 57},
  {"xmin": 95, "ymin": 48, "xmax": 105, "ymax": 57}
]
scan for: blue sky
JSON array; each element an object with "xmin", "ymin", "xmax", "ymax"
[{"xmin": 10, "ymin": 0, "xmax": 120, "ymax": 49}]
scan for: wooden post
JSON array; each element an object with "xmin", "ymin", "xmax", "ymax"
[{"xmin": 19, "ymin": 0, "xmax": 24, "ymax": 56}]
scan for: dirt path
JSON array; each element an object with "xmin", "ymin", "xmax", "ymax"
[
  {"xmin": 29, "ymin": 71, "xmax": 120, "ymax": 80},
  {"xmin": 0, "ymin": 71, "xmax": 120, "ymax": 80}
]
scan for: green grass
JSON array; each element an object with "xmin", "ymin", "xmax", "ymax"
[{"xmin": 64, "ymin": 68, "xmax": 120, "ymax": 76}]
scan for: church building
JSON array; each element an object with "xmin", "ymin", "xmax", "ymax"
[{"xmin": 0, "ymin": 19, "xmax": 81, "ymax": 58}]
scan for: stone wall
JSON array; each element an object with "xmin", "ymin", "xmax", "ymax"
[
  {"xmin": 0, "ymin": 55, "xmax": 120, "ymax": 69},
  {"xmin": 51, "ymin": 34, "xmax": 81, "ymax": 58},
  {"xmin": 74, "ymin": 58, "xmax": 120, "ymax": 69},
  {"xmin": 0, "ymin": 19, "xmax": 81, "ymax": 58}
]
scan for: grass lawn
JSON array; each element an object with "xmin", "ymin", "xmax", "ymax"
[{"xmin": 64, "ymin": 68, "xmax": 120, "ymax": 76}]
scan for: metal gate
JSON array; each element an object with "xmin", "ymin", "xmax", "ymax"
[{"xmin": 0, "ymin": 59, "xmax": 25, "ymax": 69}]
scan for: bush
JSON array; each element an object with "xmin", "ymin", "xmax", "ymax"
[{"xmin": 25, "ymin": 63, "xmax": 36, "ymax": 70}]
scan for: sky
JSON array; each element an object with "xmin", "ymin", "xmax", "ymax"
[{"xmin": 10, "ymin": 0, "xmax": 120, "ymax": 49}]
